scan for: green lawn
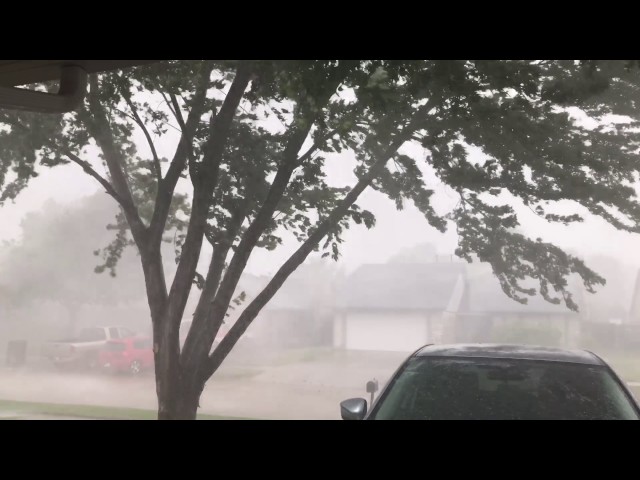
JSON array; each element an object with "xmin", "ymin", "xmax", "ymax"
[{"xmin": 0, "ymin": 399, "xmax": 252, "ymax": 420}]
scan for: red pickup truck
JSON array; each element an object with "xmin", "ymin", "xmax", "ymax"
[
  {"xmin": 42, "ymin": 326, "xmax": 136, "ymax": 370},
  {"xmin": 99, "ymin": 337, "xmax": 154, "ymax": 375}
]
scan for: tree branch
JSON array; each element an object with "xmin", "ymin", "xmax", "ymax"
[
  {"xmin": 159, "ymin": 91, "xmax": 178, "ymax": 119},
  {"xmin": 119, "ymin": 84, "xmax": 162, "ymax": 184},
  {"xmin": 85, "ymin": 75, "xmax": 147, "ymax": 244},
  {"xmin": 62, "ymin": 148, "xmax": 124, "ymax": 205},
  {"xmin": 186, "ymin": 64, "xmax": 358, "ymax": 379},
  {"xmin": 158, "ymin": 62, "xmax": 253, "ymax": 367},
  {"xmin": 204, "ymin": 99, "xmax": 438, "ymax": 379},
  {"xmin": 181, "ymin": 196, "xmax": 250, "ymax": 360},
  {"xmin": 146, "ymin": 64, "xmax": 214, "ymax": 249},
  {"xmin": 168, "ymin": 91, "xmax": 200, "ymax": 190},
  {"xmin": 169, "ymin": 93, "xmax": 186, "ymax": 130},
  {"xmin": 295, "ymin": 127, "xmax": 340, "ymax": 165}
]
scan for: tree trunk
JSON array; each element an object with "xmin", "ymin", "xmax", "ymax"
[
  {"xmin": 152, "ymin": 314, "xmax": 203, "ymax": 420},
  {"xmin": 151, "ymin": 304, "xmax": 201, "ymax": 420},
  {"xmin": 173, "ymin": 389, "xmax": 200, "ymax": 420},
  {"xmin": 155, "ymin": 366, "xmax": 201, "ymax": 420},
  {"xmin": 139, "ymin": 253, "xmax": 193, "ymax": 420}
]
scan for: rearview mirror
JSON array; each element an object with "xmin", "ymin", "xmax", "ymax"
[{"xmin": 340, "ymin": 398, "xmax": 367, "ymax": 420}]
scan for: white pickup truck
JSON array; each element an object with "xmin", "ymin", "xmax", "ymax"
[{"xmin": 42, "ymin": 326, "xmax": 136, "ymax": 370}]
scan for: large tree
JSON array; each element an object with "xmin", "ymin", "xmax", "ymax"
[{"xmin": 2, "ymin": 60, "xmax": 639, "ymax": 419}]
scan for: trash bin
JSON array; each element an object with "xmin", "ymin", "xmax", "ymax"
[{"xmin": 6, "ymin": 340, "xmax": 27, "ymax": 367}]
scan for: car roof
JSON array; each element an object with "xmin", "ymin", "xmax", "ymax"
[{"xmin": 414, "ymin": 344, "xmax": 605, "ymax": 366}]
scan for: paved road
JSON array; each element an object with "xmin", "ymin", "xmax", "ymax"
[
  {"xmin": 3, "ymin": 358, "xmax": 639, "ymax": 419},
  {"xmin": 0, "ymin": 350, "xmax": 406, "ymax": 419},
  {"xmin": 3, "ymin": 346, "xmax": 640, "ymax": 420}
]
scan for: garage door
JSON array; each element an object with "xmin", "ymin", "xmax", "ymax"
[{"xmin": 345, "ymin": 313, "xmax": 428, "ymax": 352}]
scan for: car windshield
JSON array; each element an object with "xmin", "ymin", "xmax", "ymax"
[{"xmin": 369, "ymin": 357, "xmax": 640, "ymax": 420}]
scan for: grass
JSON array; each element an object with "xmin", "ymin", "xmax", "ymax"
[{"xmin": 0, "ymin": 399, "xmax": 252, "ymax": 420}]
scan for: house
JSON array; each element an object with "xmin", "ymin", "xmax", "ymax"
[
  {"xmin": 454, "ymin": 269, "xmax": 582, "ymax": 348},
  {"xmin": 237, "ymin": 264, "xmax": 338, "ymax": 349},
  {"xmin": 333, "ymin": 262, "xmax": 466, "ymax": 352},
  {"xmin": 333, "ymin": 260, "xmax": 584, "ymax": 353},
  {"xmin": 253, "ymin": 275, "xmax": 334, "ymax": 349}
]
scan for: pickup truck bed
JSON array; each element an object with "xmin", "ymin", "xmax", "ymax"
[{"xmin": 42, "ymin": 326, "xmax": 136, "ymax": 369}]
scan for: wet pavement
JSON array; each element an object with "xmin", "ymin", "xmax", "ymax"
[{"xmin": 0, "ymin": 349, "xmax": 406, "ymax": 419}]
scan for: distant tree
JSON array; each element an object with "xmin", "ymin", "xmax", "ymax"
[
  {"xmin": 1, "ymin": 60, "xmax": 640, "ymax": 419},
  {"xmin": 576, "ymin": 254, "xmax": 636, "ymax": 322},
  {"xmin": 0, "ymin": 194, "xmax": 152, "ymax": 329},
  {"xmin": 388, "ymin": 242, "xmax": 439, "ymax": 263}
]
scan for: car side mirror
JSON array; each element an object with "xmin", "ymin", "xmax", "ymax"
[{"xmin": 340, "ymin": 398, "xmax": 368, "ymax": 420}]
